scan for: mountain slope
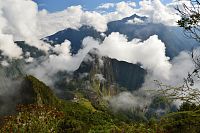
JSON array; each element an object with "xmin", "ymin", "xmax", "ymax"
[
  {"xmin": 0, "ymin": 75, "xmax": 60, "ymax": 116},
  {"xmin": 0, "ymin": 75, "xmax": 163, "ymax": 133},
  {"xmin": 106, "ymin": 14, "xmax": 197, "ymax": 57},
  {"xmin": 45, "ymin": 26, "xmax": 104, "ymax": 54}
]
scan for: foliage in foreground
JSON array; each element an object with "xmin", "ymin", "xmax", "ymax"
[
  {"xmin": 0, "ymin": 105, "xmax": 64, "ymax": 133},
  {"xmin": 0, "ymin": 76, "xmax": 165, "ymax": 133},
  {"xmin": 0, "ymin": 102, "xmax": 164, "ymax": 133},
  {"xmin": 2, "ymin": 76, "xmax": 200, "ymax": 133},
  {"xmin": 160, "ymin": 102, "xmax": 200, "ymax": 133}
]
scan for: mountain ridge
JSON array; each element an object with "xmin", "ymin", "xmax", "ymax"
[{"xmin": 46, "ymin": 14, "xmax": 198, "ymax": 58}]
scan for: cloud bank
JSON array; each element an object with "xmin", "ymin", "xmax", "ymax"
[
  {"xmin": 38, "ymin": 0, "xmax": 181, "ymax": 38},
  {"xmin": 26, "ymin": 32, "xmax": 172, "ymax": 86},
  {"xmin": 0, "ymin": 0, "xmax": 50, "ymax": 59},
  {"xmin": 0, "ymin": 0, "xmax": 182, "ymax": 60}
]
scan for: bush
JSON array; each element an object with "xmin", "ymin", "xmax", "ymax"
[{"xmin": 0, "ymin": 104, "xmax": 64, "ymax": 133}]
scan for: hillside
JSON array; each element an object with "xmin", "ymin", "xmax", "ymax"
[
  {"xmin": 1, "ymin": 76, "xmax": 200, "ymax": 133},
  {"xmin": 0, "ymin": 75, "xmax": 163, "ymax": 133}
]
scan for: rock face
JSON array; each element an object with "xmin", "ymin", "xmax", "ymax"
[
  {"xmin": 56, "ymin": 48, "xmax": 145, "ymax": 107},
  {"xmin": 75, "ymin": 48, "xmax": 146, "ymax": 91}
]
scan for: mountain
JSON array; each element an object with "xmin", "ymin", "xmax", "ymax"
[
  {"xmin": 44, "ymin": 26, "xmax": 104, "ymax": 54},
  {"xmin": 0, "ymin": 75, "xmax": 166, "ymax": 132},
  {"xmin": 106, "ymin": 14, "xmax": 197, "ymax": 58},
  {"xmin": 0, "ymin": 76, "xmax": 197, "ymax": 132},
  {"xmin": 0, "ymin": 75, "xmax": 60, "ymax": 116},
  {"xmin": 46, "ymin": 14, "xmax": 198, "ymax": 58},
  {"xmin": 75, "ymin": 48, "xmax": 146, "ymax": 91},
  {"xmin": 54, "ymin": 49, "xmax": 146, "ymax": 108},
  {"xmin": 16, "ymin": 41, "xmax": 46, "ymax": 58}
]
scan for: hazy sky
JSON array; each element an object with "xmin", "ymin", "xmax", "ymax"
[{"xmin": 33, "ymin": 0, "xmax": 173, "ymax": 12}]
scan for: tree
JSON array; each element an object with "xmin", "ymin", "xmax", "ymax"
[
  {"xmin": 177, "ymin": 0, "xmax": 200, "ymax": 41},
  {"xmin": 154, "ymin": 1, "xmax": 200, "ymax": 132},
  {"xmin": 161, "ymin": 0, "xmax": 200, "ymax": 103},
  {"xmin": 176, "ymin": 0, "xmax": 200, "ymax": 84}
]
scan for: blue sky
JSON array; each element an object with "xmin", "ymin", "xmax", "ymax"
[{"xmin": 33, "ymin": 0, "xmax": 172, "ymax": 12}]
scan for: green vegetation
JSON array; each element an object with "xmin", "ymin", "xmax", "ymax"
[
  {"xmin": 0, "ymin": 104, "xmax": 64, "ymax": 133},
  {"xmin": 0, "ymin": 76, "xmax": 164, "ymax": 133},
  {"xmin": 1, "ymin": 75, "xmax": 200, "ymax": 133},
  {"xmin": 159, "ymin": 102, "xmax": 200, "ymax": 133},
  {"xmin": 24, "ymin": 75, "xmax": 61, "ymax": 106}
]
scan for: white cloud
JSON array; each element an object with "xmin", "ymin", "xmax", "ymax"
[
  {"xmin": 109, "ymin": 91, "xmax": 151, "ymax": 111},
  {"xmin": 100, "ymin": 0, "xmax": 179, "ymax": 26},
  {"xmin": 37, "ymin": 6, "xmax": 83, "ymax": 37},
  {"xmin": 0, "ymin": 0, "xmax": 38, "ymax": 41},
  {"xmin": 1, "ymin": 60, "xmax": 9, "ymax": 67},
  {"xmin": 26, "ymin": 38, "xmax": 100, "ymax": 85},
  {"xmin": 126, "ymin": 17, "xmax": 145, "ymax": 24},
  {"xmin": 0, "ymin": 0, "xmax": 22, "ymax": 59},
  {"xmin": 36, "ymin": 0, "xmax": 180, "ymax": 37},
  {"xmin": 97, "ymin": 3, "xmax": 115, "ymax": 9},
  {"xmin": 116, "ymin": 1, "xmax": 136, "ymax": 13},
  {"xmin": 12, "ymin": 0, "xmax": 180, "ymax": 41},
  {"xmin": 136, "ymin": 0, "xmax": 180, "ymax": 26},
  {"xmin": 0, "ymin": 34, "xmax": 22, "ymax": 59},
  {"xmin": 0, "ymin": 0, "xmax": 51, "ymax": 59},
  {"xmin": 38, "ymin": 5, "xmax": 108, "ymax": 37},
  {"xmin": 27, "ymin": 32, "xmax": 173, "ymax": 85},
  {"xmin": 80, "ymin": 11, "xmax": 108, "ymax": 32},
  {"xmin": 104, "ymin": 1, "xmax": 136, "ymax": 22},
  {"xmin": 97, "ymin": 33, "xmax": 171, "ymax": 79}
]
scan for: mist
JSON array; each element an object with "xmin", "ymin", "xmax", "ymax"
[{"xmin": 0, "ymin": 0, "xmax": 197, "ymax": 115}]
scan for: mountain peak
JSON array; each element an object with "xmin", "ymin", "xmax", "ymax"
[
  {"xmin": 75, "ymin": 49, "xmax": 146, "ymax": 91},
  {"xmin": 122, "ymin": 14, "xmax": 148, "ymax": 22},
  {"xmin": 83, "ymin": 48, "xmax": 102, "ymax": 64}
]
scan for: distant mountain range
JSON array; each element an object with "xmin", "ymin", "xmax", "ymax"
[{"xmin": 46, "ymin": 14, "xmax": 198, "ymax": 58}]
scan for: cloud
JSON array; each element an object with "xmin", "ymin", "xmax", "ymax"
[
  {"xmin": 97, "ymin": 3, "xmax": 115, "ymax": 9},
  {"xmin": 116, "ymin": 1, "xmax": 136, "ymax": 13},
  {"xmin": 80, "ymin": 11, "xmax": 108, "ymax": 32},
  {"xmin": 0, "ymin": 0, "xmax": 197, "ymax": 114},
  {"xmin": 141, "ymin": 51, "xmax": 195, "ymax": 90},
  {"xmin": 26, "ymin": 38, "xmax": 99, "ymax": 85},
  {"xmin": 109, "ymin": 91, "xmax": 151, "ymax": 111},
  {"xmin": 36, "ymin": 0, "xmax": 180, "ymax": 38},
  {"xmin": 0, "ymin": 1, "xmax": 22, "ymax": 59},
  {"xmin": 0, "ymin": 0, "xmax": 38, "ymax": 41},
  {"xmin": 104, "ymin": 1, "xmax": 136, "ymax": 22},
  {"xmin": 97, "ymin": 0, "xmax": 180, "ymax": 26},
  {"xmin": 135, "ymin": 0, "xmax": 180, "ymax": 26},
  {"xmin": 0, "ymin": 0, "xmax": 51, "ymax": 59},
  {"xmin": 0, "ymin": 34, "xmax": 22, "ymax": 59},
  {"xmin": 27, "ymin": 32, "xmax": 172, "ymax": 85},
  {"xmin": 109, "ymin": 50, "xmax": 196, "ymax": 111},
  {"xmin": 83, "ymin": 32, "xmax": 171, "ymax": 79},
  {"xmin": 126, "ymin": 17, "xmax": 145, "ymax": 24},
  {"xmin": 37, "ymin": 5, "xmax": 108, "ymax": 37}
]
